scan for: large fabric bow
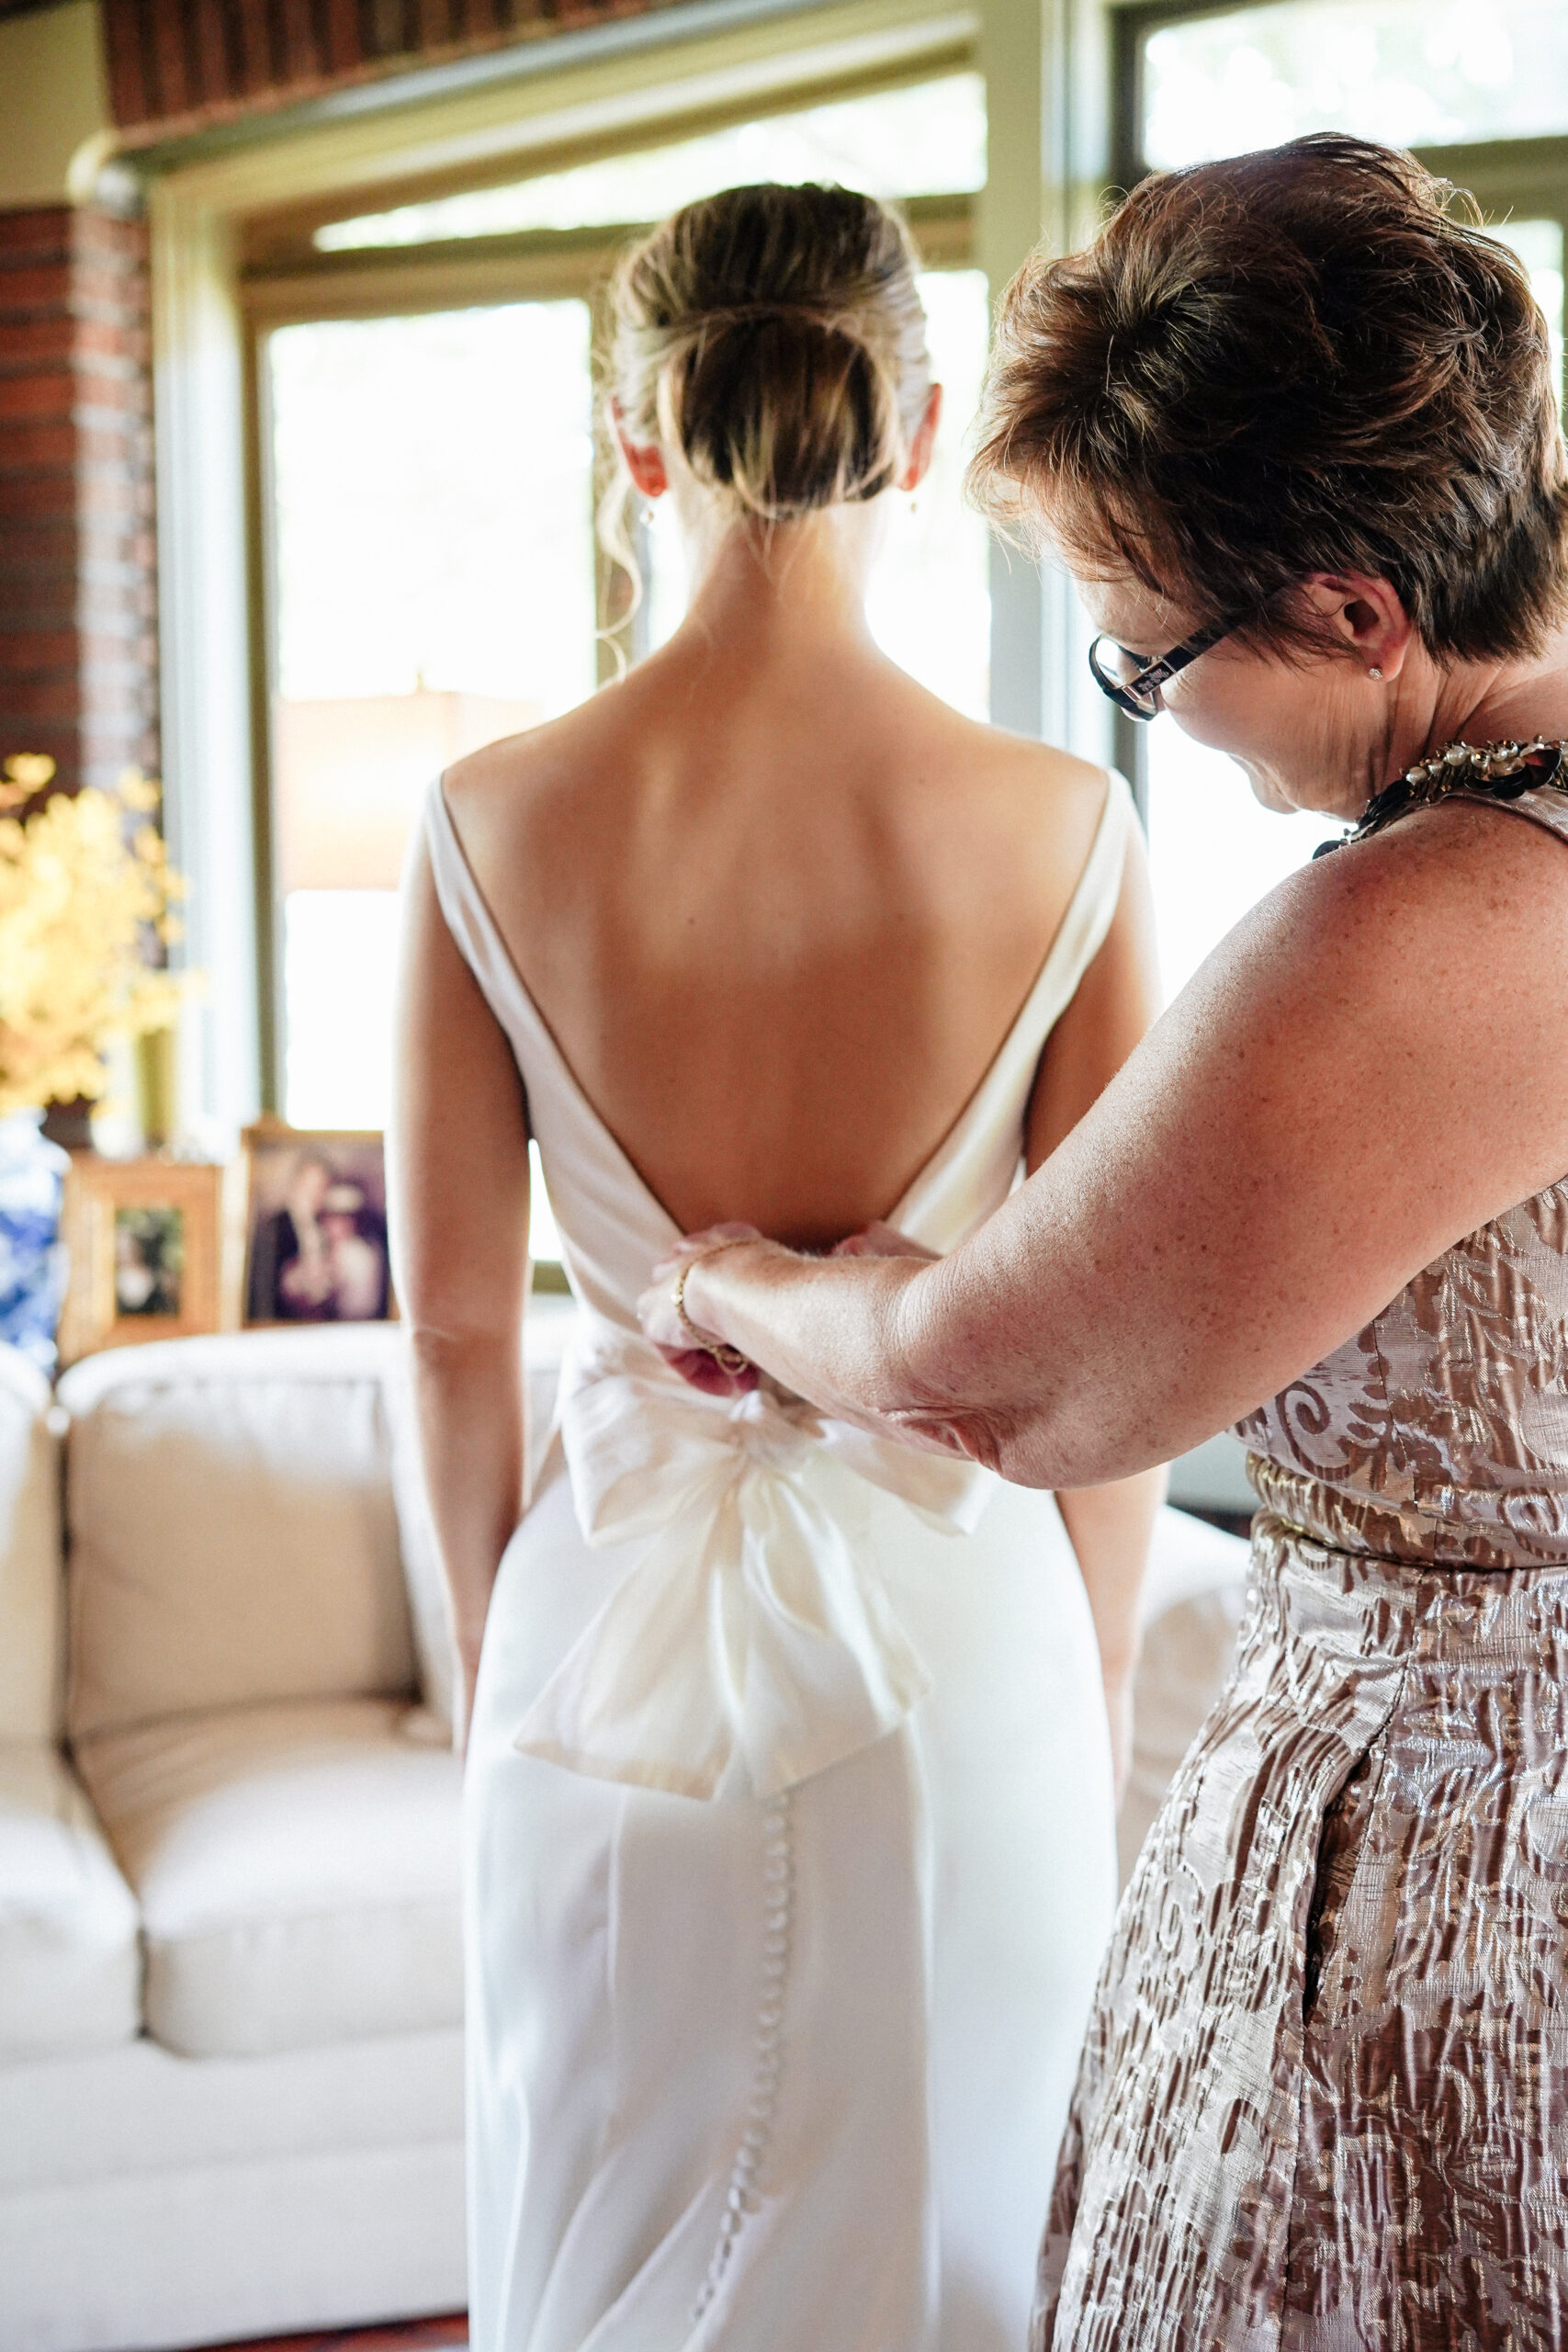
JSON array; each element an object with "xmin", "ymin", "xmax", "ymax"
[{"xmin": 514, "ymin": 1326, "xmax": 995, "ymax": 1800}]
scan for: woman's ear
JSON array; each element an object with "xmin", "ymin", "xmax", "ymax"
[
  {"xmin": 897, "ymin": 383, "xmax": 943, "ymax": 494},
  {"xmin": 613, "ymin": 403, "xmax": 669, "ymax": 501},
  {"xmin": 1301, "ymin": 573, "xmax": 1416, "ymax": 681}
]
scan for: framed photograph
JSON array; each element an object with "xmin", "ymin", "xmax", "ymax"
[
  {"xmin": 241, "ymin": 1119, "xmax": 394, "ymax": 1327},
  {"xmin": 57, "ymin": 1156, "xmax": 246, "ymax": 1367}
]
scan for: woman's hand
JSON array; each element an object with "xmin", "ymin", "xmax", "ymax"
[
  {"xmin": 640, "ymin": 1222, "xmax": 936, "ymax": 1395},
  {"xmin": 831, "ymin": 1220, "xmax": 940, "ymax": 1263},
  {"xmin": 639, "ymin": 1225, "xmax": 763, "ymax": 1396}
]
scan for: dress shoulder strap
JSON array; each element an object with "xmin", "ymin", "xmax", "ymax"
[
  {"xmin": 891, "ymin": 767, "xmax": 1134, "ymax": 1252},
  {"xmin": 424, "ymin": 775, "xmax": 531, "ymax": 1045},
  {"xmin": 1492, "ymin": 781, "xmax": 1568, "ymax": 852}
]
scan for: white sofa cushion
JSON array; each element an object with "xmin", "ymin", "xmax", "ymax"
[
  {"xmin": 0, "ymin": 1345, "xmax": 63, "ymax": 1744},
  {"xmin": 0, "ymin": 2030, "xmax": 464, "ymax": 2352},
  {"xmin": 60, "ymin": 1329, "xmax": 414, "ymax": 1741},
  {"xmin": 0, "ymin": 1742, "xmax": 141, "ymax": 2060},
  {"xmin": 1118, "ymin": 1504, "xmax": 1252, "ymax": 1885},
  {"xmin": 74, "ymin": 1696, "xmax": 461, "ymax": 2059},
  {"xmin": 0, "ymin": 2022, "xmax": 462, "ymax": 2194}
]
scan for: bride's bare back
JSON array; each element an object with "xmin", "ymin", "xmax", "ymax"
[
  {"xmin": 392, "ymin": 178, "xmax": 1162, "ymax": 1748},
  {"xmin": 442, "ymin": 562, "xmax": 1135, "ymax": 1249}
]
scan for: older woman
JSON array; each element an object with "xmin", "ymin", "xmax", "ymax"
[{"xmin": 643, "ymin": 136, "xmax": 1568, "ymax": 2346}]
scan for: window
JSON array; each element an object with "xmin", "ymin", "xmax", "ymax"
[
  {"xmin": 1142, "ymin": 0, "xmax": 1568, "ymax": 168},
  {"xmin": 318, "ymin": 74, "xmax": 987, "ymax": 249},
  {"xmin": 268, "ymin": 300, "xmax": 596, "ymax": 1140},
  {"xmin": 253, "ymin": 75, "xmax": 990, "ymax": 1255},
  {"xmin": 1120, "ymin": 0, "xmax": 1568, "ymax": 998}
]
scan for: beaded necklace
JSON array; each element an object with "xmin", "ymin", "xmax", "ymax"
[{"xmin": 1314, "ymin": 735, "xmax": 1568, "ymax": 859}]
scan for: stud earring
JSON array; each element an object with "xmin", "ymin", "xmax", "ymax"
[{"xmin": 1368, "ymin": 665, "xmax": 1383, "ymax": 680}]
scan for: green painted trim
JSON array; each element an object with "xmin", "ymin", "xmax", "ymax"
[
  {"xmin": 242, "ymin": 322, "xmax": 283, "ymax": 1116},
  {"xmin": 243, "ymin": 191, "xmax": 973, "ymax": 303}
]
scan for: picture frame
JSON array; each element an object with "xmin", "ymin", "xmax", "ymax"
[
  {"xmin": 57, "ymin": 1155, "xmax": 246, "ymax": 1368},
  {"xmin": 241, "ymin": 1117, "xmax": 395, "ymax": 1329}
]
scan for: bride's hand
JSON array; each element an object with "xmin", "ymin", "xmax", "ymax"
[
  {"xmin": 639, "ymin": 1225, "xmax": 763, "ymax": 1396},
  {"xmin": 832, "ymin": 1220, "xmax": 940, "ymax": 1263}
]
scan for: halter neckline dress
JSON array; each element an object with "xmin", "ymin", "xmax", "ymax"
[
  {"xmin": 1037, "ymin": 777, "xmax": 1568, "ymax": 2352},
  {"xmin": 427, "ymin": 767, "xmax": 1135, "ymax": 2352}
]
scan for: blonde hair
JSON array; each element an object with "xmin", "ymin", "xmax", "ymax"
[{"xmin": 602, "ymin": 182, "xmax": 931, "ymax": 591}]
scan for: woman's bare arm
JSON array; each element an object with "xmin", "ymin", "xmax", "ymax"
[
  {"xmin": 660, "ymin": 801, "xmax": 1568, "ymax": 1485},
  {"xmin": 1027, "ymin": 814, "xmax": 1166, "ymax": 1790},
  {"xmin": 389, "ymin": 833, "xmax": 532, "ymax": 1744}
]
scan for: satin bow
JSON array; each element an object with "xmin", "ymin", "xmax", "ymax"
[{"xmin": 514, "ymin": 1326, "xmax": 995, "ymax": 1800}]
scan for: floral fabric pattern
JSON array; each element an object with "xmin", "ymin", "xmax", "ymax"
[{"xmin": 1039, "ymin": 784, "xmax": 1568, "ymax": 2350}]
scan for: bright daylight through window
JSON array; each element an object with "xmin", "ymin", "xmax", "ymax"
[
  {"xmin": 266, "ymin": 77, "xmax": 991, "ymax": 1256},
  {"xmin": 1143, "ymin": 0, "xmax": 1568, "ymax": 166},
  {"xmin": 316, "ymin": 74, "xmax": 987, "ymax": 247}
]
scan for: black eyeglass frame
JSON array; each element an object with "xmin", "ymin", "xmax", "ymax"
[{"xmin": 1087, "ymin": 613, "xmax": 1238, "ymax": 720}]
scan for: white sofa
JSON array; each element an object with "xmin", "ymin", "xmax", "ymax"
[{"xmin": 0, "ymin": 1320, "xmax": 1251, "ymax": 2352}]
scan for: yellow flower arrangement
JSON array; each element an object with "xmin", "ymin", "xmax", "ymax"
[{"xmin": 0, "ymin": 754, "xmax": 193, "ymax": 1120}]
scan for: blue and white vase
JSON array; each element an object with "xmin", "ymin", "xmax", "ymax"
[{"xmin": 0, "ymin": 1110, "xmax": 70, "ymax": 1374}]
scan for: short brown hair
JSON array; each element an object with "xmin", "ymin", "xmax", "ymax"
[
  {"xmin": 968, "ymin": 134, "xmax": 1568, "ymax": 662},
  {"xmin": 606, "ymin": 183, "xmax": 931, "ymax": 528}
]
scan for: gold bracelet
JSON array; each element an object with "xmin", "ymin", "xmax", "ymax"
[{"xmin": 673, "ymin": 1243, "xmax": 754, "ymax": 1372}]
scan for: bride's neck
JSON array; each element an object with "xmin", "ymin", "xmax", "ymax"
[{"xmin": 675, "ymin": 505, "xmax": 881, "ymax": 665}]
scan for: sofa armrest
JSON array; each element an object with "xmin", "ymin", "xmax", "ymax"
[{"xmin": 0, "ymin": 1344, "xmax": 63, "ymax": 1745}]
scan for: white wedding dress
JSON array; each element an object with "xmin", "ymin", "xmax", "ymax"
[{"xmin": 429, "ymin": 768, "xmax": 1134, "ymax": 2352}]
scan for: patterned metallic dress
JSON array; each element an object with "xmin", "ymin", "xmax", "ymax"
[{"xmin": 1038, "ymin": 774, "xmax": 1568, "ymax": 2352}]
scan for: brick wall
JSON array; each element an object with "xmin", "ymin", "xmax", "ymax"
[
  {"xmin": 102, "ymin": 0, "xmax": 675, "ymax": 139},
  {"xmin": 0, "ymin": 205, "xmax": 158, "ymax": 796}
]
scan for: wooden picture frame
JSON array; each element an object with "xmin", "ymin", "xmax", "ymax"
[
  {"xmin": 57, "ymin": 1156, "xmax": 247, "ymax": 1367},
  {"xmin": 241, "ymin": 1116, "xmax": 395, "ymax": 1328}
]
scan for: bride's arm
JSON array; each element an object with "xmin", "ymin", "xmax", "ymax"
[
  {"xmin": 664, "ymin": 801, "xmax": 1568, "ymax": 1487},
  {"xmin": 390, "ymin": 837, "xmax": 531, "ymax": 1748},
  {"xmin": 1027, "ymin": 828, "xmax": 1165, "ymax": 1795}
]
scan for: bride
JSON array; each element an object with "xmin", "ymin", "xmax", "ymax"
[{"xmin": 391, "ymin": 180, "xmax": 1162, "ymax": 2352}]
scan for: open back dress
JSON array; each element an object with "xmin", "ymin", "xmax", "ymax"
[{"xmin": 427, "ymin": 767, "xmax": 1136, "ymax": 2352}]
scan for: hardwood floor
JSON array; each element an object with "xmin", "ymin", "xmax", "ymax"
[{"xmin": 196, "ymin": 2315, "xmax": 467, "ymax": 2352}]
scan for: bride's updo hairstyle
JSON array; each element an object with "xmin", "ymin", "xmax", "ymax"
[
  {"xmin": 968, "ymin": 134, "xmax": 1568, "ymax": 662},
  {"xmin": 605, "ymin": 182, "xmax": 931, "ymax": 536}
]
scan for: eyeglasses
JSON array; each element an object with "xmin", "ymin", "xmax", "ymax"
[{"xmin": 1087, "ymin": 614, "xmax": 1237, "ymax": 721}]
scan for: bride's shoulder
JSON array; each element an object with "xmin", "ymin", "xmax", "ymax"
[
  {"xmin": 440, "ymin": 677, "xmax": 640, "ymax": 855},
  {"xmin": 926, "ymin": 698, "xmax": 1112, "ymax": 804},
  {"xmin": 927, "ymin": 707, "xmax": 1118, "ymax": 855},
  {"xmin": 1006, "ymin": 735, "xmax": 1120, "ymax": 815}
]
